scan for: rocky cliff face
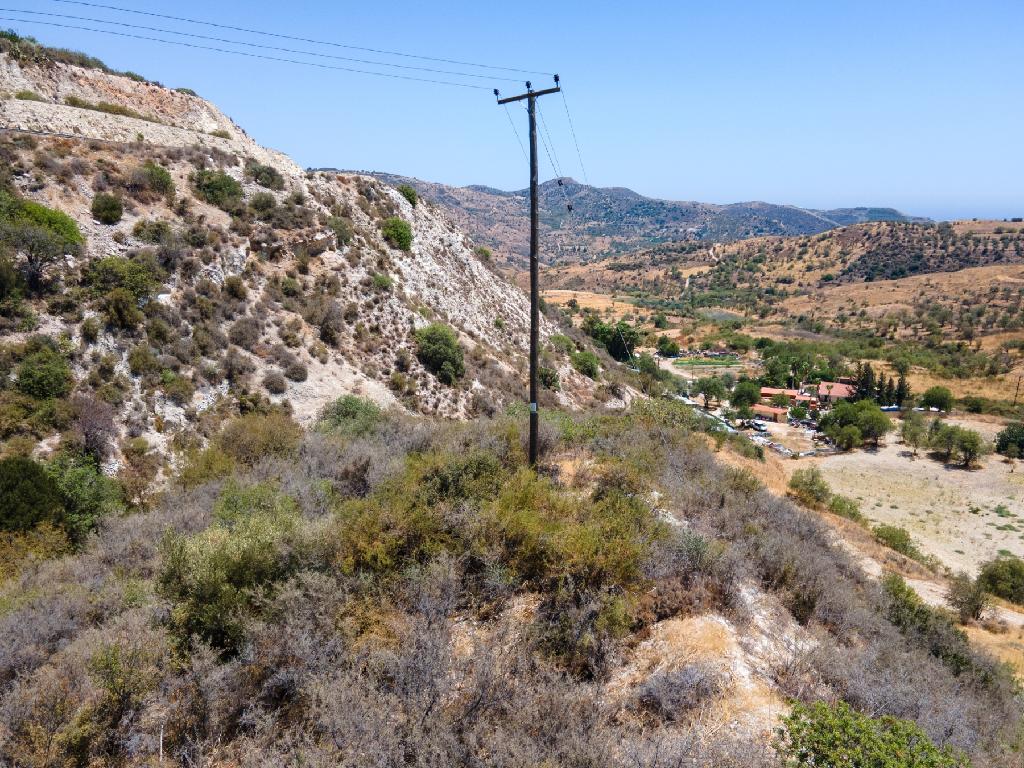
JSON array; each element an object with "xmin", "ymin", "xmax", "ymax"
[{"xmin": 0, "ymin": 53, "xmax": 608, "ymax": 474}]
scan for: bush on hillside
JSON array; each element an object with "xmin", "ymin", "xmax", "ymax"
[
  {"xmin": 381, "ymin": 217, "xmax": 412, "ymax": 251},
  {"xmin": 572, "ymin": 350, "xmax": 600, "ymax": 379},
  {"xmin": 873, "ymin": 524, "xmax": 922, "ymax": 560},
  {"xmin": 190, "ymin": 169, "xmax": 243, "ymax": 211},
  {"xmin": 215, "ymin": 411, "xmax": 302, "ymax": 466},
  {"xmin": 103, "ymin": 287, "xmax": 143, "ymax": 330},
  {"xmin": 397, "ymin": 184, "xmax": 418, "ymax": 207},
  {"xmin": 317, "ymin": 395, "xmax": 383, "ymax": 438},
  {"xmin": 16, "ymin": 345, "xmax": 71, "ymax": 400},
  {"xmin": 127, "ymin": 160, "xmax": 174, "ymax": 201},
  {"xmin": 158, "ymin": 480, "xmax": 302, "ymax": 654},
  {"xmin": 921, "ymin": 386, "xmax": 955, "ymax": 412},
  {"xmin": 414, "ymin": 323, "xmax": 464, "ymax": 384},
  {"xmin": 245, "ymin": 161, "xmax": 286, "ymax": 191},
  {"xmin": 90, "ymin": 193, "xmax": 123, "ymax": 224},
  {"xmin": 777, "ymin": 701, "xmax": 968, "ymax": 768},
  {"xmin": 787, "ymin": 467, "xmax": 831, "ymax": 508}
]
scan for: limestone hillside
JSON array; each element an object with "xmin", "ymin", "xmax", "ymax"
[{"xmin": 0, "ymin": 50, "xmax": 612, "ymax": 474}]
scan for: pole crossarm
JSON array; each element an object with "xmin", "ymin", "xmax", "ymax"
[{"xmin": 496, "ymin": 86, "xmax": 560, "ymax": 104}]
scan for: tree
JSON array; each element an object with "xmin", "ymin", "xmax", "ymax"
[
  {"xmin": 820, "ymin": 400, "xmax": 891, "ymax": 448},
  {"xmin": 946, "ymin": 572, "xmax": 989, "ymax": 623},
  {"xmin": 895, "ymin": 373, "xmax": 911, "ymax": 407},
  {"xmin": 978, "ymin": 555, "xmax": 1024, "ymax": 605},
  {"xmin": 0, "ymin": 456, "xmax": 63, "ymax": 532},
  {"xmin": 414, "ymin": 323, "xmax": 464, "ymax": 385},
  {"xmin": 695, "ymin": 377, "xmax": 726, "ymax": 409},
  {"xmin": 835, "ymin": 424, "xmax": 862, "ymax": 451},
  {"xmin": 996, "ymin": 422, "xmax": 1024, "ymax": 457},
  {"xmin": 0, "ymin": 222, "xmax": 64, "ymax": 292},
  {"xmin": 900, "ymin": 410, "xmax": 928, "ymax": 456},
  {"xmin": 730, "ymin": 380, "xmax": 760, "ymax": 409},
  {"xmin": 921, "ymin": 385, "xmax": 954, "ymax": 412},
  {"xmin": 655, "ymin": 334, "xmax": 679, "ymax": 357},
  {"xmin": 955, "ymin": 428, "xmax": 985, "ymax": 468},
  {"xmin": 652, "ymin": 312, "xmax": 669, "ymax": 329},
  {"xmin": 770, "ymin": 392, "xmax": 791, "ymax": 408}
]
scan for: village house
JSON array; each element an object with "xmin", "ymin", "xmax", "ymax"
[
  {"xmin": 752, "ymin": 404, "xmax": 789, "ymax": 423},
  {"xmin": 817, "ymin": 381, "xmax": 857, "ymax": 404}
]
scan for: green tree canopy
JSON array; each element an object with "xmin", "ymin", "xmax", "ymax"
[{"xmin": 414, "ymin": 323, "xmax": 465, "ymax": 385}]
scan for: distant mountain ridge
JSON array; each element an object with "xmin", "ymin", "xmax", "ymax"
[{"xmin": 325, "ymin": 171, "xmax": 926, "ymax": 265}]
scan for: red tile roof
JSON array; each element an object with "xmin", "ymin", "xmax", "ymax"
[{"xmin": 818, "ymin": 381, "xmax": 856, "ymax": 399}]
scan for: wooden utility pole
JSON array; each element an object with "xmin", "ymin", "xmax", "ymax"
[{"xmin": 496, "ymin": 78, "xmax": 560, "ymax": 467}]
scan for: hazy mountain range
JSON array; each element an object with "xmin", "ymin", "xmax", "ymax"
[{"xmin": 335, "ymin": 172, "xmax": 926, "ymax": 265}]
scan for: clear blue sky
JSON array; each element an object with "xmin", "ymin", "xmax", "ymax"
[{"xmin": 7, "ymin": 0, "xmax": 1023, "ymax": 219}]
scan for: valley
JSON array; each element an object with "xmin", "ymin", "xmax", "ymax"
[{"xmin": 1, "ymin": 22, "xmax": 1024, "ymax": 768}]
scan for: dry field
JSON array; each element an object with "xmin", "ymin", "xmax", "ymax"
[
  {"xmin": 781, "ymin": 263, "xmax": 1024, "ymax": 324},
  {"xmin": 803, "ymin": 433, "xmax": 1024, "ymax": 576}
]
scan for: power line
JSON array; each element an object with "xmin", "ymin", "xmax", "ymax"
[
  {"xmin": 0, "ymin": 16, "xmax": 492, "ymax": 89},
  {"xmin": 502, "ymin": 104, "xmax": 528, "ymax": 162},
  {"xmin": 4, "ymin": 7, "xmax": 524, "ymax": 82},
  {"xmin": 559, "ymin": 86, "xmax": 590, "ymax": 185},
  {"xmin": 44, "ymin": 0, "xmax": 552, "ymax": 76},
  {"xmin": 537, "ymin": 105, "xmax": 564, "ymax": 179}
]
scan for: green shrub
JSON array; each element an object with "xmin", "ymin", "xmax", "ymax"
[
  {"xmin": 249, "ymin": 191, "xmax": 276, "ymax": 214},
  {"xmin": 90, "ymin": 193, "xmax": 123, "ymax": 224},
  {"xmin": 190, "ymin": 169, "xmax": 243, "ymax": 211},
  {"xmin": 414, "ymin": 323, "xmax": 464, "ymax": 384},
  {"xmin": 978, "ymin": 555, "xmax": 1024, "ymax": 605},
  {"xmin": 874, "ymin": 524, "xmax": 922, "ymax": 559},
  {"xmin": 103, "ymin": 287, "xmax": 143, "ymax": 330},
  {"xmin": 7, "ymin": 198, "xmax": 82, "ymax": 246},
  {"xmin": 318, "ymin": 395, "xmax": 383, "ymax": 437},
  {"xmin": 131, "ymin": 218, "xmax": 172, "ymax": 243},
  {"xmin": 827, "ymin": 494, "xmax": 864, "ymax": 522},
  {"xmin": 44, "ymin": 452, "xmax": 122, "ymax": 542},
  {"xmin": 381, "ymin": 217, "xmax": 412, "ymax": 251},
  {"xmin": 397, "ymin": 184, "xmax": 418, "ymax": 207},
  {"xmin": 327, "ymin": 215, "xmax": 353, "ymax": 245},
  {"xmin": 129, "ymin": 161, "xmax": 175, "ymax": 200},
  {"xmin": 572, "ymin": 350, "xmax": 600, "ymax": 379},
  {"xmin": 16, "ymin": 345, "xmax": 71, "ymax": 399},
  {"xmin": 14, "ymin": 90, "xmax": 43, "ymax": 101},
  {"xmin": 0, "ymin": 456, "xmax": 63, "ymax": 532},
  {"xmin": 158, "ymin": 480, "xmax": 301, "ymax": 654},
  {"xmin": 371, "ymin": 273, "xmax": 393, "ymax": 292},
  {"xmin": 215, "ymin": 411, "xmax": 302, "ymax": 466},
  {"xmin": 245, "ymin": 162, "xmax": 285, "ymax": 190},
  {"xmin": 539, "ymin": 366, "xmax": 560, "ymax": 391},
  {"xmin": 87, "ymin": 255, "xmax": 161, "ymax": 300},
  {"xmin": 777, "ymin": 700, "xmax": 967, "ymax": 768},
  {"xmin": 788, "ymin": 467, "xmax": 831, "ymax": 508}
]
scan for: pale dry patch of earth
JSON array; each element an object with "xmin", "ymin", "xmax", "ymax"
[{"xmin": 805, "ymin": 438, "xmax": 1024, "ymax": 576}]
